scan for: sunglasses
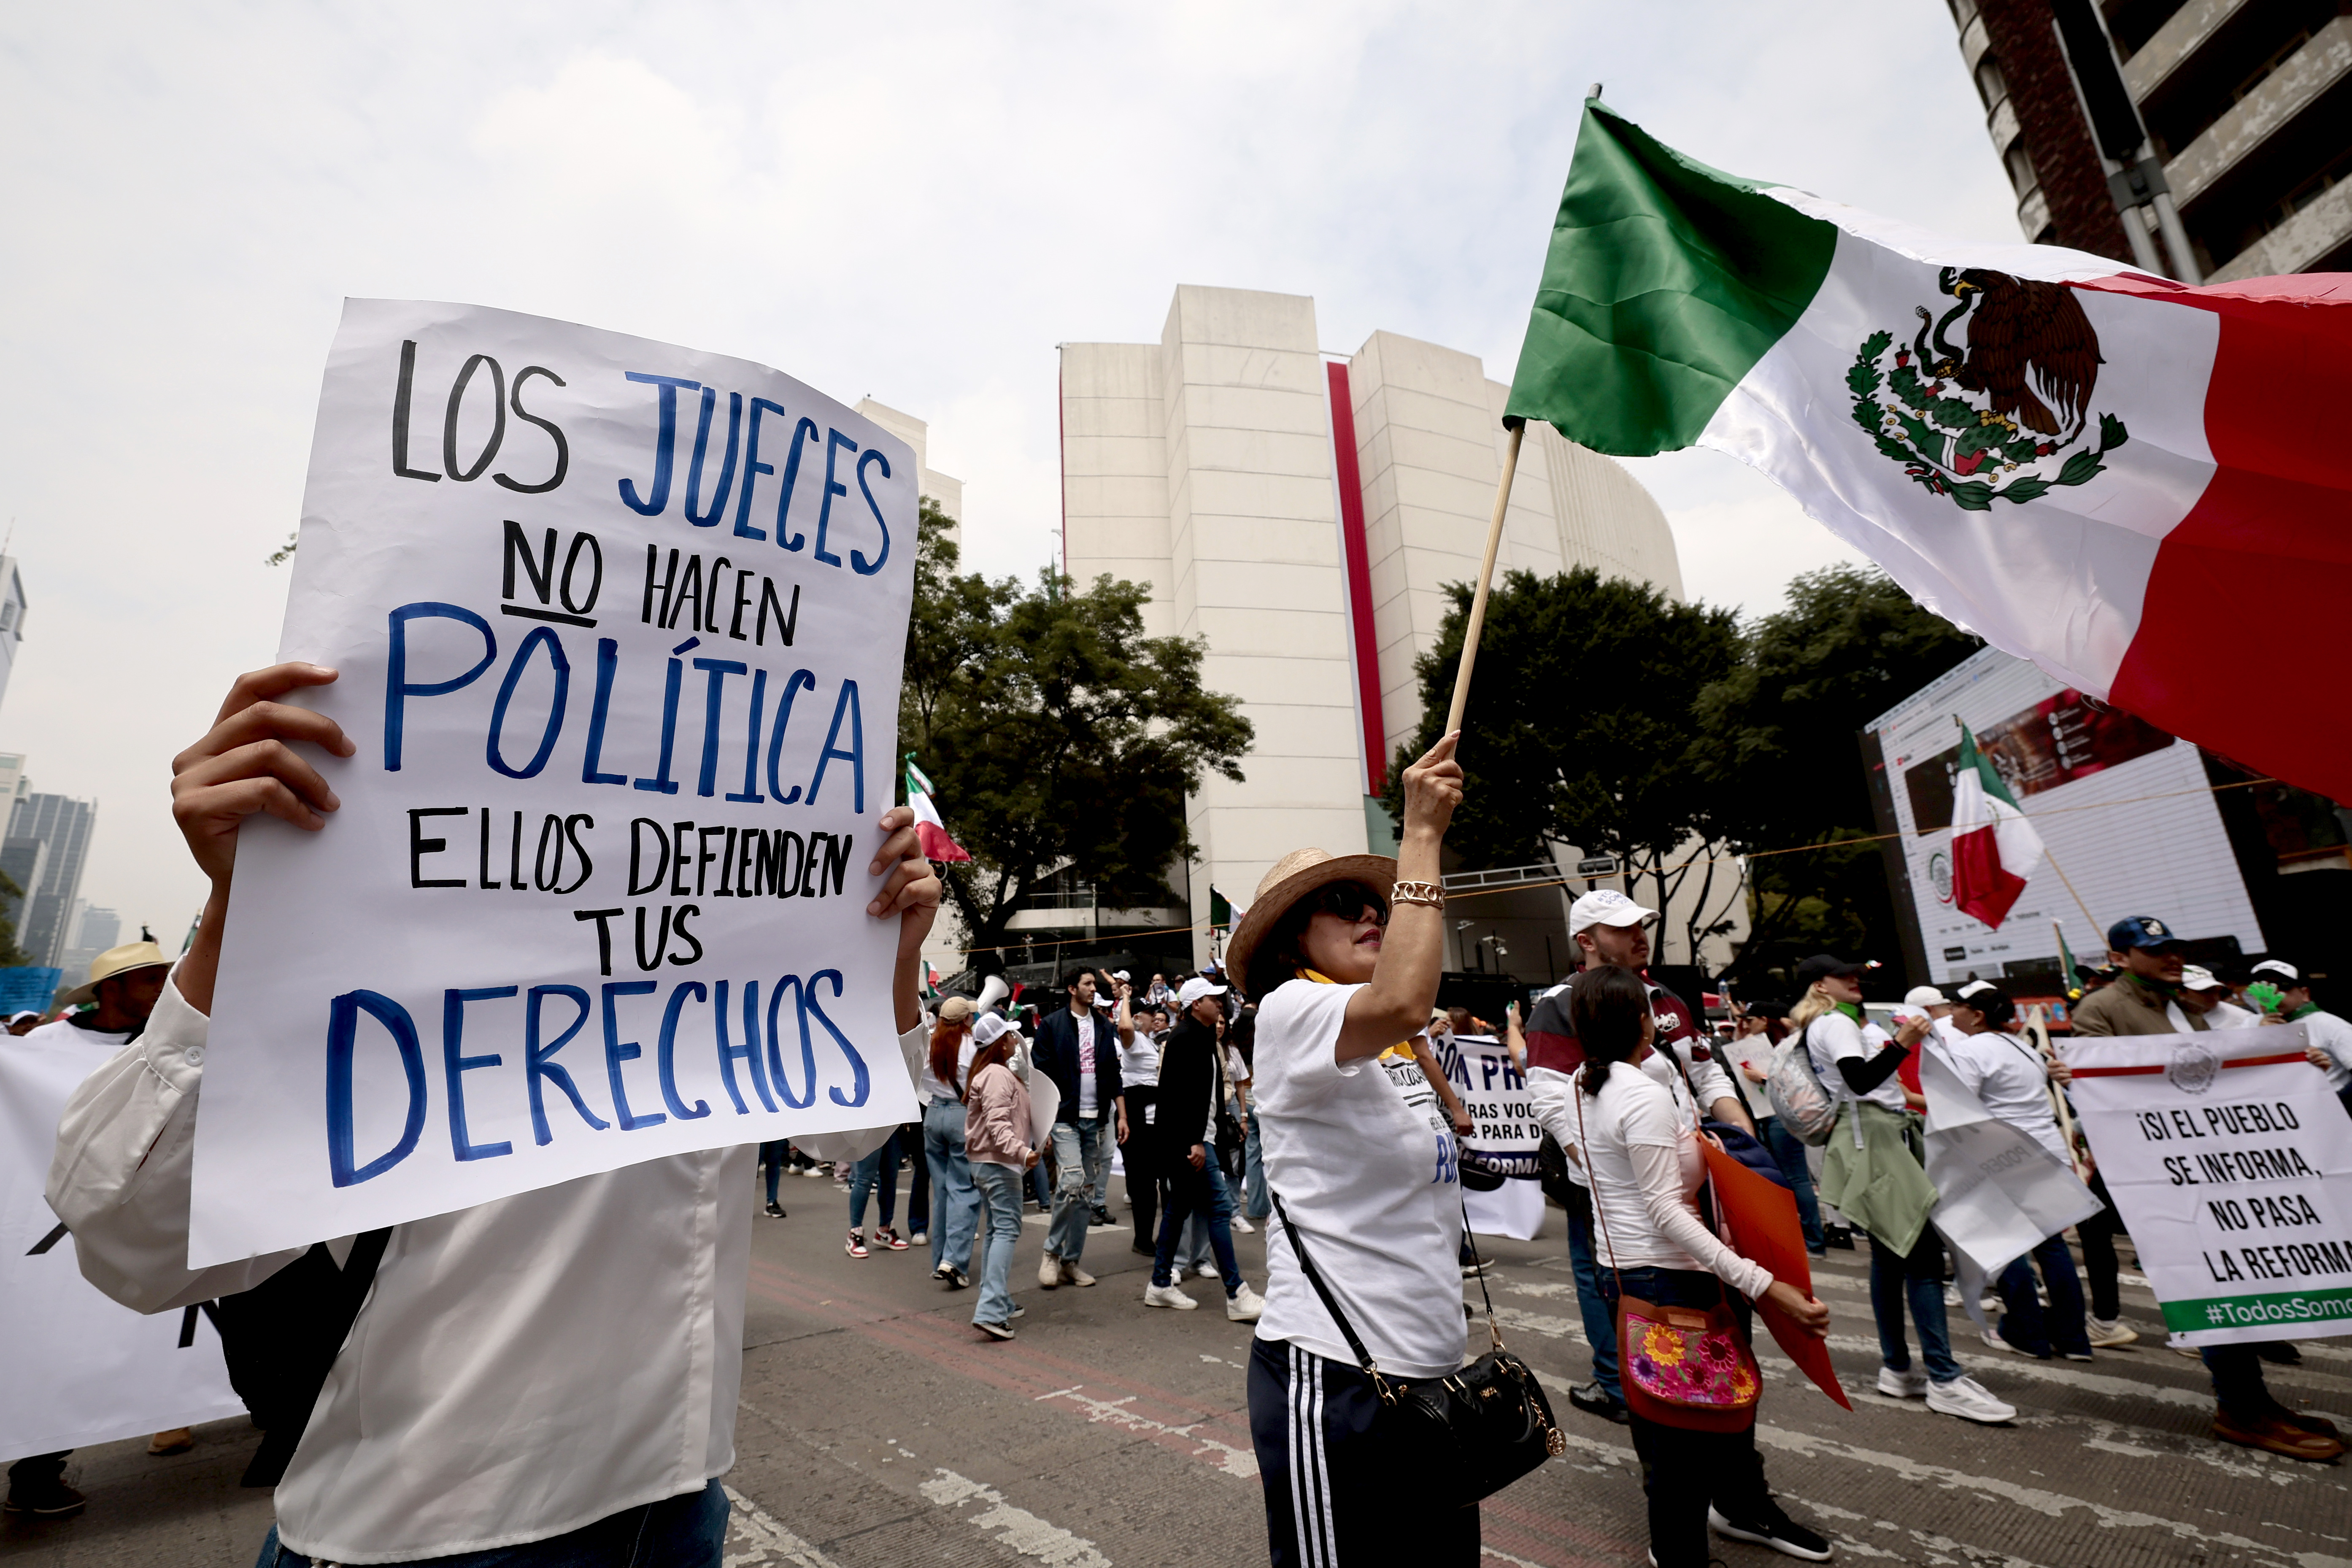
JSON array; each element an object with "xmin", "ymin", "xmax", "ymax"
[{"xmin": 1310, "ymin": 883, "xmax": 1389, "ymax": 927}]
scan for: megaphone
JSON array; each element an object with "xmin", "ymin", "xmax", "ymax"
[{"xmin": 978, "ymin": 974, "xmax": 1012, "ymax": 1013}]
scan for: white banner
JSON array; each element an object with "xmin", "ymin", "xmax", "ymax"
[
  {"xmin": 1434, "ymin": 1032, "xmax": 1545, "ymax": 1240},
  {"xmin": 1917, "ymin": 1037, "xmax": 2104, "ymax": 1275},
  {"xmin": 2, "ymin": 1034, "xmax": 244, "ymax": 1455},
  {"xmin": 192, "ymin": 301, "xmax": 918, "ymax": 1266},
  {"xmin": 2065, "ymin": 1025, "xmax": 2352, "ymax": 1345}
]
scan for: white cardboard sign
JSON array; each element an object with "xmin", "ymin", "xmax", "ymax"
[
  {"xmin": 1434, "ymin": 1032, "xmax": 1546, "ymax": 1240},
  {"xmin": 2064, "ymin": 1025, "xmax": 2352, "ymax": 1345},
  {"xmin": 192, "ymin": 300, "xmax": 917, "ymax": 1266}
]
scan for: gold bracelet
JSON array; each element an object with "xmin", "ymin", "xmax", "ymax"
[{"xmin": 1390, "ymin": 880, "xmax": 1444, "ymax": 910}]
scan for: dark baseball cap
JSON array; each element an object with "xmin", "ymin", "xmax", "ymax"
[
  {"xmin": 1794, "ymin": 954, "xmax": 1869, "ymax": 987},
  {"xmin": 2106, "ymin": 915, "xmax": 2184, "ymax": 953}
]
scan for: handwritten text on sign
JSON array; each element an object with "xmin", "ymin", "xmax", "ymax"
[{"xmin": 191, "ymin": 301, "xmax": 918, "ymax": 1266}]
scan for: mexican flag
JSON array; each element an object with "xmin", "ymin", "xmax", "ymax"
[
  {"xmin": 904, "ymin": 757, "xmax": 972, "ymax": 864},
  {"xmin": 1950, "ymin": 722, "xmax": 2044, "ymax": 930},
  {"xmin": 1506, "ymin": 100, "xmax": 2352, "ymax": 800}
]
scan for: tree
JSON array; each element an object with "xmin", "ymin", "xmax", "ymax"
[
  {"xmin": 1694, "ymin": 564, "xmax": 1982, "ymax": 975},
  {"xmin": 0, "ymin": 868, "xmax": 27, "ymax": 968},
  {"xmin": 901, "ymin": 503, "xmax": 1254, "ymax": 969},
  {"xmin": 1381, "ymin": 567, "xmax": 1745, "ymax": 958}
]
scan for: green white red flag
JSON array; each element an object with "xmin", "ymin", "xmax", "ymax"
[
  {"xmin": 1506, "ymin": 99, "xmax": 2352, "ymax": 799},
  {"xmin": 1950, "ymin": 722, "xmax": 2043, "ymax": 930},
  {"xmin": 904, "ymin": 758, "xmax": 971, "ymax": 864}
]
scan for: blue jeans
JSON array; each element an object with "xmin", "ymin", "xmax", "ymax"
[
  {"xmin": 1565, "ymin": 1200, "xmax": 1622, "ymax": 1401},
  {"xmin": 1153, "ymin": 1149, "xmax": 1241, "ymax": 1295},
  {"xmin": 254, "ymin": 1479, "xmax": 726, "ymax": 1566},
  {"xmin": 1758, "ymin": 1116, "xmax": 1824, "ymax": 1251},
  {"xmin": 1998, "ymin": 1233, "xmax": 2091, "ymax": 1357},
  {"xmin": 923, "ymin": 1099, "xmax": 981, "ymax": 1274},
  {"xmin": 1046, "ymin": 1113, "xmax": 1111, "ymax": 1263},
  {"xmin": 1869, "ymin": 1230, "xmax": 1961, "ymax": 1383},
  {"xmin": 848, "ymin": 1132, "xmax": 899, "ymax": 1234},
  {"xmin": 757, "ymin": 1141, "xmax": 788, "ymax": 1206},
  {"xmin": 1243, "ymin": 1112, "xmax": 1267, "ymax": 1220},
  {"xmin": 1175, "ymin": 1150, "xmax": 1237, "ymax": 1273},
  {"xmin": 970, "ymin": 1160, "xmax": 1025, "ymax": 1326}
]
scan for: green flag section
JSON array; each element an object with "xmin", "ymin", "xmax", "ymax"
[
  {"xmin": 1504, "ymin": 97, "xmax": 1835, "ymax": 454},
  {"xmin": 1500, "ymin": 99, "xmax": 2352, "ymax": 805}
]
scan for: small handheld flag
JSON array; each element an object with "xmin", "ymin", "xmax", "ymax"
[{"xmin": 905, "ymin": 756, "xmax": 973, "ymax": 864}]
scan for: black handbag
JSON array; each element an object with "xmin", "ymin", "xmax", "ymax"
[{"xmin": 1269, "ymin": 1190, "xmax": 1565, "ymax": 1506}]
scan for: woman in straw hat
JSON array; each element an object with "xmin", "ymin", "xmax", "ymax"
[{"xmin": 1228, "ymin": 734, "xmax": 1482, "ymax": 1567}]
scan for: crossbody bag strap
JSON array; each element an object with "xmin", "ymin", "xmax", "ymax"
[
  {"xmin": 1268, "ymin": 1188, "xmax": 1397, "ymax": 1403},
  {"xmin": 1457, "ymin": 1194, "xmax": 1506, "ymax": 1354},
  {"xmin": 1572, "ymin": 1073, "xmax": 1624, "ymax": 1288}
]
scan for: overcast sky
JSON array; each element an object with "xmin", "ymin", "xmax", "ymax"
[{"xmin": 0, "ymin": 1, "xmax": 2015, "ymax": 948}]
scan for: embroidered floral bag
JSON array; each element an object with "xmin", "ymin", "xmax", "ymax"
[{"xmin": 1575, "ymin": 1069, "xmax": 1762, "ymax": 1433}]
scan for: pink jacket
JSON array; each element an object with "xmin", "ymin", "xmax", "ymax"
[{"xmin": 964, "ymin": 1061, "xmax": 1033, "ymax": 1167}]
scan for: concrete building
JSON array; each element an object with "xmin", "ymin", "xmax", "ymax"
[
  {"xmin": 854, "ymin": 400, "xmax": 963, "ymax": 546},
  {"xmin": 59, "ymin": 902, "xmax": 121, "ymax": 980},
  {"xmin": 1949, "ymin": 0, "xmax": 2351, "ymax": 281},
  {"xmin": 5, "ymin": 791, "xmax": 95, "ymax": 969},
  {"xmin": 1058, "ymin": 286, "xmax": 1726, "ymax": 980}
]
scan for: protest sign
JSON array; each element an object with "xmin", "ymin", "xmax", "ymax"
[
  {"xmin": 1434, "ymin": 1032, "xmax": 1545, "ymax": 1239},
  {"xmin": 1917, "ymin": 1036, "xmax": 2104, "ymax": 1276},
  {"xmin": 191, "ymin": 300, "xmax": 918, "ymax": 1267},
  {"xmin": 1700, "ymin": 1139, "xmax": 1849, "ymax": 1410},
  {"xmin": 0, "ymin": 966, "xmax": 62, "ymax": 1015},
  {"xmin": 2065, "ymin": 1025, "xmax": 2352, "ymax": 1346},
  {"xmin": 2, "ymin": 1035, "xmax": 244, "ymax": 1455}
]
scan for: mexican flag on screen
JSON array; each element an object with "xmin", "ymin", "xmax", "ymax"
[
  {"xmin": 904, "ymin": 758, "xmax": 972, "ymax": 864},
  {"xmin": 1950, "ymin": 722, "xmax": 2043, "ymax": 929},
  {"xmin": 1505, "ymin": 100, "xmax": 2352, "ymax": 800}
]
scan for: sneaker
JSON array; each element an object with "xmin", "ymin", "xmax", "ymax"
[
  {"xmin": 1144, "ymin": 1282, "xmax": 1199, "ymax": 1310},
  {"xmin": 800, "ymin": 1164, "xmax": 826, "ymax": 1178},
  {"xmin": 2086, "ymin": 1316, "xmax": 2139, "ymax": 1348},
  {"xmin": 2062, "ymin": 1349, "xmax": 2096, "ymax": 1363},
  {"xmin": 1823, "ymin": 1224, "xmax": 1855, "ymax": 1250},
  {"xmin": 844, "ymin": 1230, "xmax": 868, "ymax": 1258},
  {"xmin": 875, "ymin": 1228, "xmax": 910, "ymax": 1252},
  {"xmin": 1709, "ymin": 1504, "xmax": 1834, "ymax": 1561},
  {"xmin": 1943, "ymin": 1282, "xmax": 1964, "ymax": 1308},
  {"xmin": 976, "ymin": 1319, "xmax": 1015, "ymax": 1340},
  {"xmin": 1196, "ymin": 1262, "xmax": 1219, "ymax": 1281},
  {"xmin": 1566, "ymin": 1380, "xmax": 1630, "ymax": 1424},
  {"xmin": 1039, "ymin": 1252, "xmax": 1062, "ymax": 1289},
  {"xmin": 2, "ymin": 1483, "xmax": 86, "ymax": 1519},
  {"xmin": 1091, "ymin": 1205, "xmax": 1114, "ymax": 1226},
  {"xmin": 2168, "ymin": 1332, "xmax": 2204, "ymax": 1358},
  {"xmin": 1460, "ymin": 1258, "xmax": 1492, "ymax": 1279},
  {"xmin": 946, "ymin": 1268, "xmax": 970, "ymax": 1290},
  {"xmin": 1926, "ymin": 1374, "xmax": 2016, "ymax": 1424},
  {"xmin": 1226, "ymin": 1284, "xmax": 1266, "ymax": 1322},
  {"xmin": 148, "ymin": 1428, "xmax": 194, "ymax": 1456},
  {"xmin": 1059, "ymin": 1258, "xmax": 1097, "ymax": 1287},
  {"xmin": 1009, "ymin": 1303, "xmax": 1026, "ymax": 1319},
  {"xmin": 1231, "ymin": 1216, "xmax": 1256, "ymax": 1233},
  {"xmin": 763, "ymin": 1201, "xmax": 786, "ymax": 1219},
  {"xmin": 909, "ymin": 1230, "xmax": 927, "ymax": 1246},
  {"xmin": 1875, "ymin": 1366, "xmax": 1928, "ymax": 1399}
]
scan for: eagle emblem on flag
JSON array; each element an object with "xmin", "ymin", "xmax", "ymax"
[{"xmin": 1848, "ymin": 268, "xmax": 2131, "ymax": 511}]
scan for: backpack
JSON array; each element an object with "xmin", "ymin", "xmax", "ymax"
[{"xmin": 1765, "ymin": 1020, "xmax": 1842, "ymax": 1147}]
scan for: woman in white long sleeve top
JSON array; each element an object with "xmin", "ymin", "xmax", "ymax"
[
  {"xmin": 1566, "ymin": 965, "xmax": 1831, "ymax": 1568},
  {"xmin": 45, "ymin": 662, "xmax": 944, "ymax": 1568}
]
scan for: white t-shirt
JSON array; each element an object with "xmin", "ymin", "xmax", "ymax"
[
  {"xmin": 1253, "ymin": 978, "xmax": 1465, "ymax": 1380},
  {"xmin": 1119, "ymin": 1030, "xmax": 1160, "ymax": 1089},
  {"xmin": 1941, "ymin": 1030, "xmax": 2066, "ymax": 1161},
  {"xmin": 2202, "ymin": 999, "xmax": 2260, "ymax": 1030},
  {"xmin": 916, "ymin": 1030, "xmax": 979, "ymax": 1104},
  {"xmin": 1566, "ymin": 1057, "xmax": 1773, "ymax": 1297},
  {"xmin": 1071, "ymin": 1003, "xmax": 1100, "ymax": 1115},
  {"xmin": 1805, "ymin": 1009, "xmax": 1908, "ymax": 1113},
  {"xmin": 21, "ymin": 1015, "xmax": 134, "ymax": 1059},
  {"xmin": 2301, "ymin": 1009, "xmax": 2352, "ymax": 1091}
]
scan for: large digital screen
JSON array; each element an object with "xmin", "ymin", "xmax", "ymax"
[{"xmin": 1864, "ymin": 647, "xmax": 2263, "ymax": 985}]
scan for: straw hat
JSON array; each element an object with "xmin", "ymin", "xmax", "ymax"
[
  {"xmin": 1224, "ymin": 848, "xmax": 1397, "ymax": 994},
  {"xmin": 61, "ymin": 940, "xmax": 172, "ymax": 1007}
]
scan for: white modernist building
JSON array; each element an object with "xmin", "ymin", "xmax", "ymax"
[{"xmin": 1059, "ymin": 285, "xmax": 1730, "ymax": 979}]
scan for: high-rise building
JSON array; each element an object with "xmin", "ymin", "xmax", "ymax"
[
  {"xmin": 1059, "ymin": 286, "xmax": 1715, "ymax": 974},
  {"xmin": 0, "ymin": 557, "xmax": 25, "ymax": 718},
  {"xmin": 5, "ymin": 791, "xmax": 96, "ymax": 969},
  {"xmin": 854, "ymin": 399, "xmax": 963, "ymax": 549},
  {"xmin": 1948, "ymin": 0, "xmax": 2351, "ymax": 281},
  {"xmin": 73, "ymin": 906, "xmax": 119, "ymax": 953}
]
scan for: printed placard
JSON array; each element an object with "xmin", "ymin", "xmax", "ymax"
[
  {"xmin": 192, "ymin": 300, "xmax": 917, "ymax": 1266},
  {"xmin": 2065, "ymin": 1026, "xmax": 2352, "ymax": 1344}
]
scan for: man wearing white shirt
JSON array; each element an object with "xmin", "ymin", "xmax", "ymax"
[
  {"xmin": 2179, "ymin": 966, "xmax": 2260, "ymax": 1029},
  {"xmin": 2247, "ymin": 959, "xmax": 2352, "ymax": 1115},
  {"xmin": 44, "ymin": 661, "xmax": 944, "ymax": 1565}
]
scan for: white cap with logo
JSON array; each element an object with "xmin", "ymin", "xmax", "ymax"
[
  {"xmin": 1568, "ymin": 889, "xmax": 1656, "ymax": 936},
  {"xmin": 2181, "ymin": 965, "xmax": 2228, "ymax": 992},
  {"xmin": 1177, "ymin": 976, "xmax": 1228, "ymax": 1008},
  {"xmin": 2251, "ymin": 959, "xmax": 2300, "ymax": 983}
]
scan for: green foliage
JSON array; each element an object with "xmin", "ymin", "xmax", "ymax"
[
  {"xmin": 900, "ymin": 501, "xmax": 1254, "ymax": 966},
  {"xmin": 0, "ymin": 867, "xmax": 28, "ymax": 969}
]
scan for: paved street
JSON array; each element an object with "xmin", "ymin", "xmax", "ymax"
[{"xmin": 7, "ymin": 1163, "xmax": 2349, "ymax": 1568}]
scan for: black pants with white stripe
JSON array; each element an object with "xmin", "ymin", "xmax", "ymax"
[{"xmin": 1247, "ymin": 1337, "xmax": 1480, "ymax": 1568}]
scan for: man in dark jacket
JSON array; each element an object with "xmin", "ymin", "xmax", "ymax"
[
  {"xmin": 1030, "ymin": 968, "xmax": 1129, "ymax": 1288},
  {"xmin": 1142, "ymin": 977, "xmax": 1262, "ymax": 1320}
]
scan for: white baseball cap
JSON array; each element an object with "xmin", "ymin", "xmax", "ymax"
[
  {"xmin": 1113, "ymin": 970, "xmax": 1130, "ymax": 982},
  {"xmin": 1177, "ymin": 976, "xmax": 1228, "ymax": 1007},
  {"xmin": 1903, "ymin": 985, "xmax": 1950, "ymax": 1007},
  {"xmin": 1955, "ymin": 979, "xmax": 2001, "ymax": 1001},
  {"xmin": 2181, "ymin": 965, "xmax": 2227, "ymax": 992},
  {"xmin": 1569, "ymin": 889, "xmax": 1655, "ymax": 936},
  {"xmin": 2251, "ymin": 959, "xmax": 2299, "ymax": 983},
  {"xmin": 971, "ymin": 1013, "xmax": 1013, "ymax": 1047}
]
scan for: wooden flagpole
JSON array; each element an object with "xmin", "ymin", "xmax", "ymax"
[{"xmin": 1445, "ymin": 418, "xmax": 1527, "ymax": 738}]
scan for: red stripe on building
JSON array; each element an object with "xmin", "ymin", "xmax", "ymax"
[
  {"xmin": 2076, "ymin": 273, "xmax": 2352, "ymax": 801},
  {"xmin": 1326, "ymin": 361, "xmax": 1388, "ymax": 793}
]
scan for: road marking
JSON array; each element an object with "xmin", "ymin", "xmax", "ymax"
[
  {"xmin": 920, "ymin": 1467, "xmax": 1112, "ymax": 1566},
  {"xmin": 721, "ymin": 1485, "xmax": 846, "ymax": 1568},
  {"xmin": 1034, "ymin": 1384, "xmax": 1259, "ymax": 1477}
]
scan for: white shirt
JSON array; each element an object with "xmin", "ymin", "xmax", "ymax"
[
  {"xmin": 1940, "ymin": 1029, "xmax": 2066, "ymax": 1161},
  {"xmin": 49, "ymin": 973, "xmax": 921, "ymax": 1565},
  {"xmin": 1252, "ymin": 979, "xmax": 1464, "ymax": 1380},
  {"xmin": 1563, "ymin": 1056, "xmax": 1771, "ymax": 1298},
  {"xmin": 2202, "ymin": 999, "xmax": 2260, "ymax": 1029},
  {"xmin": 1806, "ymin": 1008, "xmax": 1908, "ymax": 1113},
  {"xmin": 21, "ymin": 1015, "xmax": 135, "ymax": 1058},
  {"xmin": 1070, "ymin": 1001, "xmax": 1099, "ymax": 1116},
  {"xmin": 1528, "ymin": 1047, "xmax": 1691, "ymax": 1189},
  {"xmin": 2299, "ymin": 1008, "xmax": 2352, "ymax": 1091},
  {"xmin": 917, "ymin": 1030, "xmax": 978, "ymax": 1104},
  {"xmin": 1118, "ymin": 1029, "xmax": 1160, "ymax": 1090}
]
